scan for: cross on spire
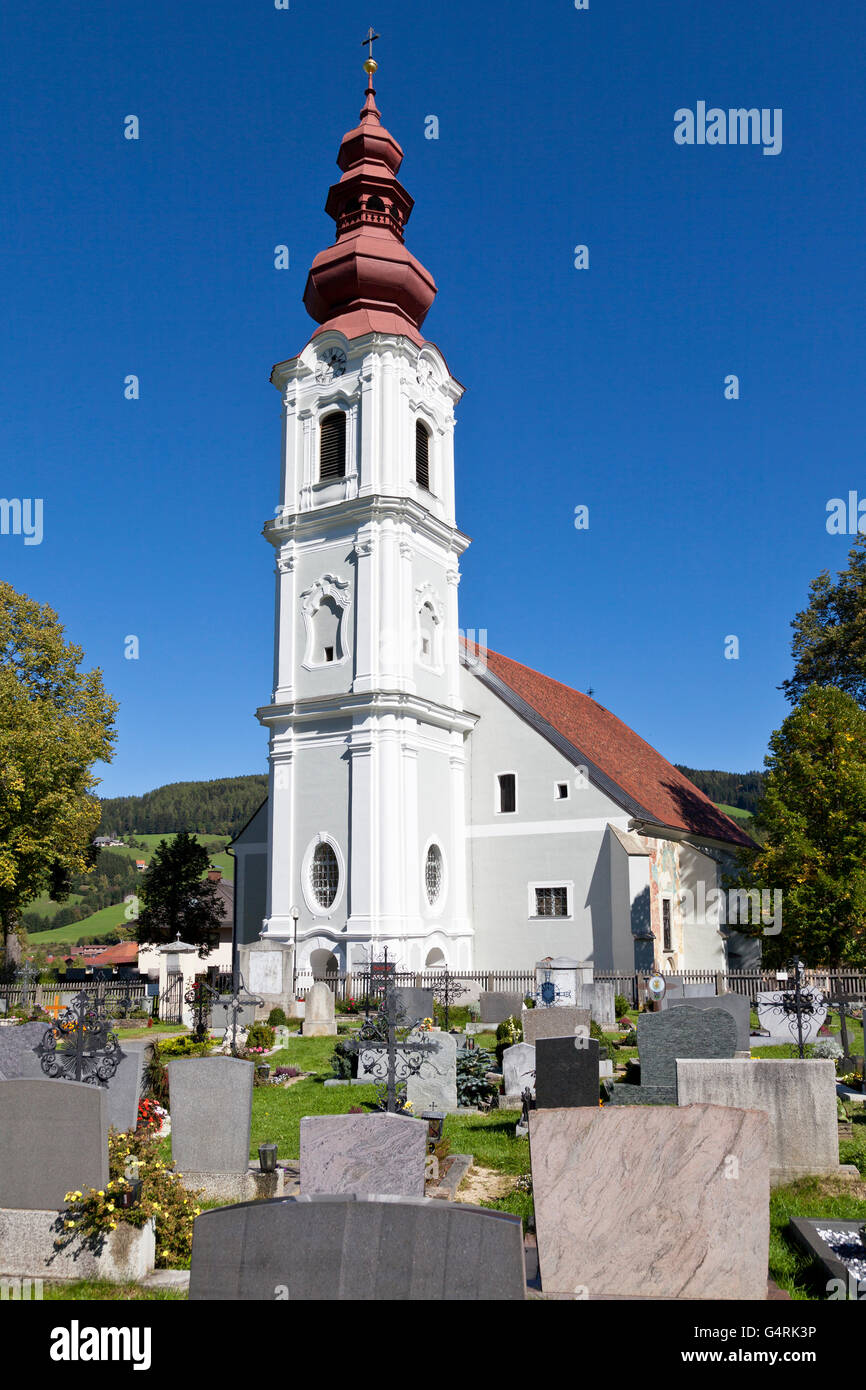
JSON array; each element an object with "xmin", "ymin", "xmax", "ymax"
[{"xmin": 361, "ymin": 26, "xmax": 380, "ymax": 61}]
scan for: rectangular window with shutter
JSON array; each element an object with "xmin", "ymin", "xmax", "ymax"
[
  {"xmin": 319, "ymin": 412, "xmax": 346, "ymax": 480},
  {"xmin": 415, "ymin": 420, "xmax": 430, "ymax": 489}
]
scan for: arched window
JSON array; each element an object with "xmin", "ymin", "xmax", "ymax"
[
  {"xmin": 366, "ymin": 195, "xmax": 385, "ymax": 211},
  {"xmin": 319, "ymin": 412, "xmax": 346, "ymax": 481},
  {"xmin": 310, "ymin": 842, "xmax": 339, "ymax": 908},
  {"xmin": 418, "ymin": 601, "xmax": 437, "ymax": 665},
  {"xmin": 425, "ymin": 844, "xmax": 443, "ymax": 905},
  {"xmin": 415, "ymin": 420, "xmax": 430, "ymax": 490}
]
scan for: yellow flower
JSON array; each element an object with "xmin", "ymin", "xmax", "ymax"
[
  {"xmin": 194, "ymin": 1208, "xmax": 201, "ymax": 1215},
  {"xmin": 109, "ymin": 1221, "xmax": 117, "ymax": 1230},
  {"xmin": 97, "ymin": 1190, "xmax": 104, "ymax": 1197}
]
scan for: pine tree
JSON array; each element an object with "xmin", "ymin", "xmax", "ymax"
[
  {"xmin": 781, "ymin": 536, "xmax": 866, "ymax": 707},
  {"xmin": 135, "ymin": 832, "xmax": 225, "ymax": 956}
]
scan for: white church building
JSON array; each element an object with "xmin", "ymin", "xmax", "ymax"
[{"xmin": 231, "ymin": 55, "xmax": 753, "ymax": 981}]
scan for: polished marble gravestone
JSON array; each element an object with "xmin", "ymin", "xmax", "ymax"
[
  {"xmin": 530, "ymin": 1103, "xmax": 769, "ymax": 1299},
  {"xmin": 534, "ymin": 1036, "xmax": 599, "ymax": 1109}
]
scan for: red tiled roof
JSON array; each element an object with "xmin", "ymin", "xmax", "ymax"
[
  {"xmin": 466, "ymin": 643, "xmax": 754, "ymax": 849},
  {"xmin": 86, "ymin": 942, "xmax": 139, "ymax": 968}
]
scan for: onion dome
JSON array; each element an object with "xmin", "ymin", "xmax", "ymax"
[{"xmin": 303, "ymin": 51, "xmax": 436, "ymax": 346}]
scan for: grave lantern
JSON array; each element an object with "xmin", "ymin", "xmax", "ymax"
[
  {"xmin": 258, "ymin": 1142, "xmax": 278, "ymax": 1173},
  {"xmin": 421, "ymin": 1109, "xmax": 445, "ymax": 1149}
]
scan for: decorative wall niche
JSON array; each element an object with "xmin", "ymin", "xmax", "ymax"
[
  {"xmin": 301, "ymin": 574, "xmax": 352, "ymax": 670},
  {"xmin": 415, "ymin": 582, "xmax": 444, "ymax": 673}
]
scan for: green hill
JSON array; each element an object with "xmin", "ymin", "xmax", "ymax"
[
  {"xmin": 676, "ymin": 766, "xmax": 765, "ymax": 815},
  {"xmin": 98, "ymin": 775, "xmax": 267, "ymax": 838}
]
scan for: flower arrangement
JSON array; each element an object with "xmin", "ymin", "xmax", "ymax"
[
  {"xmin": 60, "ymin": 1131, "xmax": 204, "ymax": 1268},
  {"xmin": 136, "ymin": 1097, "xmax": 166, "ymax": 1135},
  {"xmin": 416, "ymin": 1017, "xmax": 434, "ymax": 1033}
]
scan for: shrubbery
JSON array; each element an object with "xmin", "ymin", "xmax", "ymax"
[
  {"xmin": 614, "ymin": 993, "xmax": 631, "ymax": 1018},
  {"xmin": 456, "ymin": 1047, "xmax": 497, "ymax": 1109},
  {"xmin": 60, "ymin": 1130, "xmax": 203, "ymax": 1269},
  {"xmin": 267, "ymin": 1007, "xmax": 288, "ymax": 1026},
  {"xmin": 245, "ymin": 1022, "xmax": 275, "ymax": 1052},
  {"xmin": 494, "ymin": 1015, "xmax": 522, "ymax": 1065}
]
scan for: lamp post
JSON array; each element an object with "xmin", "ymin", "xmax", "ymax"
[{"xmin": 290, "ymin": 905, "xmax": 299, "ymax": 1001}]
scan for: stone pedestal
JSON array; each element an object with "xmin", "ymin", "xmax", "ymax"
[{"xmin": 0, "ymin": 1210, "xmax": 155, "ymax": 1281}]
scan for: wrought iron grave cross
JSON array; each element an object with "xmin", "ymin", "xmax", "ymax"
[
  {"xmin": 342, "ymin": 976, "xmax": 440, "ymax": 1113},
  {"xmin": 35, "ymin": 991, "xmax": 126, "ymax": 1086}
]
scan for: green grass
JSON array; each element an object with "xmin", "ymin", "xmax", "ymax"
[
  {"xmin": 43, "ymin": 1280, "xmax": 185, "ymax": 1301},
  {"xmin": 770, "ymin": 1176, "xmax": 866, "ymax": 1299},
  {"xmin": 714, "ymin": 803, "xmax": 756, "ymax": 822},
  {"xmin": 26, "ymin": 901, "xmax": 135, "ymax": 946}
]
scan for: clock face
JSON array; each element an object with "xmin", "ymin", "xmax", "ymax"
[{"xmin": 318, "ymin": 347, "xmax": 347, "ymax": 380}]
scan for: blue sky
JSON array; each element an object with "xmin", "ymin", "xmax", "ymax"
[{"xmin": 2, "ymin": 0, "xmax": 864, "ymax": 798}]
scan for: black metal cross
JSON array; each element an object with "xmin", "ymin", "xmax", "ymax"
[
  {"xmin": 185, "ymin": 975, "xmax": 220, "ymax": 1043},
  {"xmin": 16, "ymin": 961, "xmax": 39, "ymax": 1010},
  {"xmin": 216, "ymin": 973, "xmax": 264, "ymax": 1057},
  {"xmin": 825, "ymin": 990, "xmax": 862, "ymax": 1065},
  {"xmin": 361, "ymin": 26, "xmax": 380, "ymax": 59},
  {"xmin": 430, "ymin": 967, "xmax": 468, "ymax": 1031},
  {"xmin": 35, "ymin": 991, "xmax": 126, "ymax": 1086},
  {"xmin": 342, "ymin": 976, "xmax": 439, "ymax": 1113}
]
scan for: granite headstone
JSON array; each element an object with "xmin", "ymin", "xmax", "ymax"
[
  {"xmin": 302, "ymin": 982, "xmax": 337, "ymax": 1038},
  {"xmin": 168, "ymin": 1056, "xmax": 254, "ymax": 1175},
  {"xmin": 479, "ymin": 992, "xmax": 523, "ymax": 1027},
  {"xmin": 535, "ymin": 1036, "xmax": 599, "ymax": 1109},
  {"xmin": 609, "ymin": 1005, "xmax": 738, "ymax": 1106},
  {"xmin": 394, "ymin": 988, "xmax": 435, "ymax": 1025},
  {"xmin": 756, "ymin": 986, "xmax": 827, "ymax": 1044},
  {"xmin": 0, "ymin": 1079, "xmax": 109, "ymax": 1210},
  {"xmin": 406, "ymin": 1031, "xmax": 458, "ymax": 1113},
  {"xmin": 521, "ymin": 1006, "xmax": 591, "ymax": 1047},
  {"xmin": 665, "ymin": 993, "xmax": 751, "ymax": 1052},
  {"xmin": 502, "ymin": 1042, "xmax": 536, "ymax": 1101},
  {"xmin": 530, "ymin": 1104, "xmax": 769, "ymax": 1299},
  {"xmin": 300, "ymin": 1113, "xmax": 428, "ymax": 1197},
  {"xmin": 188, "ymin": 1194, "xmax": 526, "ymax": 1300}
]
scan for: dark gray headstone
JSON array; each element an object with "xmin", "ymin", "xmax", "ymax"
[
  {"xmin": 479, "ymin": 992, "xmax": 523, "ymax": 1026},
  {"xmin": 665, "ymin": 994, "xmax": 751, "ymax": 1052},
  {"xmin": 535, "ymin": 1037, "xmax": 599, "ymax": 1109},
  {"xmin": 189, "ymin": 1195, "xmax": 526, "ymax": 1300},
  {"xmin": 394, "ymin": 989, "xmax": 434, "ymax": 1025},
  {"xmin": 169, "ymin": 1056, "xmax": 254, "ymax": 1174},
  {"xmin": 0, "ymin": 1079, "xmax": 108, "ymax": 1210},
  {"xmin": 639, "ymin": 1007, "xmax": 739, "ymax": 1090}
]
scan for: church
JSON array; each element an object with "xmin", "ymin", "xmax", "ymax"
[{"xmin": 231, "ymin": 50, "xmax": 754, "ymax": 982}]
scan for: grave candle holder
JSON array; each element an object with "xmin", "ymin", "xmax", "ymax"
[{"xmin": 258, "ymin": 1142, "xmax": 278, "ymax": 1173}]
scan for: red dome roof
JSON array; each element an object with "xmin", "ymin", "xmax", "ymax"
[{"xmin": 303, "ymin": 71, "xmax": 436, "ymax": 346}]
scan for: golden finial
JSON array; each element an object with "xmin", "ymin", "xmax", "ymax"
[{"xmin": 361, "ymin": 27, "xmax": 380, "ymax": 74}]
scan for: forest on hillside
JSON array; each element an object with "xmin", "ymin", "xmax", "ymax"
[
  {"xmin": 675, "ymin": 766, "xmax": 765, "ymax": 814},
  {"xmin": 98, "ymin": 774, "xmax": 268, "ymax": 837}
]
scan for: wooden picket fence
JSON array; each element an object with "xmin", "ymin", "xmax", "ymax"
[{"xmin": 293, "ymin": 967, "xmax": 866, "ymax": 1008}]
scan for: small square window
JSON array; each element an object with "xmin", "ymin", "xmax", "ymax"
[
  {"xmin": 555, "ymin": 782, "xmax": 569, "ymax": 800},
  {"xmin": 535, "ymin": 886, "xmax": 568, "ymax": 917}
]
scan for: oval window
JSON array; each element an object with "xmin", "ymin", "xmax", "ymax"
[
  {"xmin": 310, "ymin": 842, "xmax": 339, "ymax": 908},
  {"xmin": 425, "ymin": 844, "xmax": 443, "ymax": 905}
]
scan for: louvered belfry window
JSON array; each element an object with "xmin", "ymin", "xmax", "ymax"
[
  {"xmin": 415, "ymin": 420, "xmax": 430, "ymax": 490},
  {"xmin": 319, "ymin": 412, "xmax": 346, "ymax": 481}
]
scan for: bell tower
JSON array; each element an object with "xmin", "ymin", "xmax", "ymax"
[{"xmin": 257, "ymin": 42, "xmax": 476, "ymax": 975}]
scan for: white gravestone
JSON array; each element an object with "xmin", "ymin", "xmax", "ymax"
[
  {"xmin": 502, "ymin": 1042, "xmax": 536, "ymax": 1103},
  {"xmin": 249, "ymin": 951, "xmax": 283, "ymax": 997},
  {"xmin": 406, "ymin": 1031, "xmax": 458, "ymax": 1113},
  {"xmin": 756, "ymin": 986, "xmax": 826, "ymax": 1044}
]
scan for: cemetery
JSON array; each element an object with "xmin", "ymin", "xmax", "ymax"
[{"xmin": 3, "ymin": 957, "xmax": 866, "ymax": 1301}]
